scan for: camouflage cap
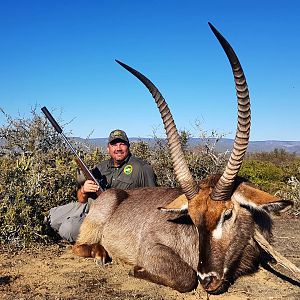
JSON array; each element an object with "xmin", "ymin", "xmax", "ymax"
[{"xmin": 108, "ymin": 129, "xmax": 129, "ymax": 144}]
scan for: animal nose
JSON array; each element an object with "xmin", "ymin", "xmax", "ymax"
[
  {"xmin": 199, "ymin": 275, "xmax": 213, "ymax": 289},
  {"xmin": 198, "ymin": 274, "xmax": 219, "ymax": 291},
  {"xmin": 198, "ymin": 274, "xmax": 227, "ymax": 294}
]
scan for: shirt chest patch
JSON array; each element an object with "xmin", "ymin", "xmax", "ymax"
[{"xmin": 123, "ymin": 164, "xmax": 133, "ymax": 175}]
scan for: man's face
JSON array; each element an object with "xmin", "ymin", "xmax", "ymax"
[{"xmin": 107, "ymin": 139, "xmax": 130, "ymax": 166}]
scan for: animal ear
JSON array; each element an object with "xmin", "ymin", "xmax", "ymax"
[
  {"xmin": 232, "ymin": 182, "xmax": 293, "ymax": 213},
  {"xmin": 158, "ymin": 194, "xmax": 188, "ymax": 213}
]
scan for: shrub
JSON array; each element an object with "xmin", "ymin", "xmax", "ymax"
[
  {"xmin": 275, "ymin": 176, "xmax": 300, "ymax": 217},
  {"xmin": 0, "ymin": 108, "xmax": 83, "ymax": 248},
  {"xmin": 130, "ymin": 129, "xmax": 228, "ymax": 187},
  {"xmin": 239, "ymin": 160, "xmax": 286, "ymax": 193},
  {"xmin": 240, "ymin": 151, "xmax": 300, "ymax": 216}
]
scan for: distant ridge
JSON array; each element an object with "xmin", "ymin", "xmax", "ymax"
[{"xmin": 72, "ymin": 137, "xmax": 300, "ymax": 155}]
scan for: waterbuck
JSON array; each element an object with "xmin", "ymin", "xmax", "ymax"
[{"xmin": 73, "ymin": 23, "xmax": 296, "ymax": 294}]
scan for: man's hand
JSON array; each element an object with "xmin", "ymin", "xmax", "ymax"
[
  {"xmin": 77, "ymin": 180, "xmax": 99, "ymax": 203},
  {"xmin": 82, "ymin": 180, "xmax": 100, "ymax": 193}
]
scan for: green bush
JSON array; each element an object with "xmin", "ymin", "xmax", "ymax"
[
  {"xmin": 0, "ymin": 108, "xmax": 80, "ymax": 248},
  {"xmin": 239, "ymin": 151, "xmax": 300, "ymax": 216},
  {"xmin": 130, "ymin": 129, "xmax": 228, "ymax": 188},
  {"xmin": 239, "ymin": 160, "xmax": 286, "ymax": 193},
  {"xmin": 276, "ymin": 177, "xmax": 300, "ymax": 217}
]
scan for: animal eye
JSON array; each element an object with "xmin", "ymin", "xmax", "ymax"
[{"xmin": 224, "ymin": 209, "xmax": 233, "ymax": 221}]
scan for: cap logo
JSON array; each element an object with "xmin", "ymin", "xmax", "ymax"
[
  {"xmin": 112, "ymin": 130, "xmax": 123, "ymax": 137},
  {"xmin": 124, "ymin": 164, "xmax": 133, "ymax": 175}
]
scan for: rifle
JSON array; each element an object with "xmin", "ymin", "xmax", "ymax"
[{"xmin": 41, "ymin": 106, "xmax": 106, "ymax": 194}]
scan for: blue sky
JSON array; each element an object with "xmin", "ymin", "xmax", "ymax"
[{"xmin": 0, "ymin": 0, "xmax": 299, "ymax": 141}]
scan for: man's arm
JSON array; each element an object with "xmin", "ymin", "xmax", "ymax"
[{"xmin": 77, "ymin": 185, "xmax": 88, "ymax": 203}]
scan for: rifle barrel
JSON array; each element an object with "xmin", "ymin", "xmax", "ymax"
[{"xmin": 41, "ymin": 106, "xmax": 103, "ymax": 191}]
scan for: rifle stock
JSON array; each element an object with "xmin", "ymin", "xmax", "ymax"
[
  {"xmin": 41, "ymin": 106, "xmax": 105, "ymax": 194},
  {"xmin": 75, "ymin": 157, "xmax": 104, "ymax": 195}
]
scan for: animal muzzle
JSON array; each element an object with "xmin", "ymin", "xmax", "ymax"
[{"xmin": 197, "ymin": 272, "xmax": 230, "ymax": 295}]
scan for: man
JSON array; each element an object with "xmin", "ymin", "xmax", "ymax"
[{"xmin": 47, "ymin": 129, "xmax": 156, "ymax": 242}]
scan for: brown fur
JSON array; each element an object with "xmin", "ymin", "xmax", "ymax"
[
  {"xmin": 73, "ymin": 243, "xmax": 108, "ymax": 260},
  {"xmin": 74, "ymin": 177, "xmax": 292, "ymax": 294}
]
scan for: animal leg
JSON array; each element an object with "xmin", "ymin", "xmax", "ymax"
[
  {"xmin": 134, "ymin": 244, "xmax": 197, "ymax": 293},
  {"xmin": 72, "ymin": 242, "xmax": 110, "ymax": 265}
]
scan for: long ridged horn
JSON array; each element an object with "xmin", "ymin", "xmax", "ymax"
[
  {"xmin": 116, "ymin": 60, "xmax": 199, "ymax": 200},
  {"xmin": 209, "ymin": 22, "xmax": 251, "ymax": 201}
]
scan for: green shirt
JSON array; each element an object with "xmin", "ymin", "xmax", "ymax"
[{"xmin": 94, "ymin": 154, "xmax": 156, "ymax": 190}]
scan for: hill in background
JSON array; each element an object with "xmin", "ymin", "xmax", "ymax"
[{"xmin": 72, "ymin": 137, "xmax": 300, "ymax": 155}]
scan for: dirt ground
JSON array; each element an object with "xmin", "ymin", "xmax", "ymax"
[{"xmin": 0, "ymin": 217, "xmax": 299, "ymax": 300}]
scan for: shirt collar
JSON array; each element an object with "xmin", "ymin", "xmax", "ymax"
[{"xmin": 108, "ymin": 153, "xmax": 131, "ymax": 169}]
